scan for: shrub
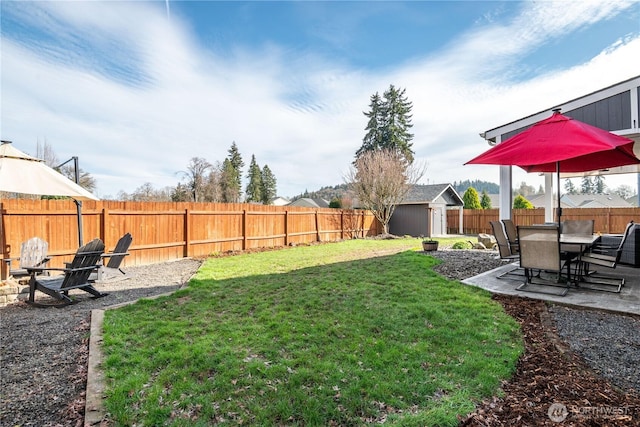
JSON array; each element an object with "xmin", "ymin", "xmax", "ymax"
[{"xmin": 452, "ymin": 241, "xmax": 472, "ymax": 249}]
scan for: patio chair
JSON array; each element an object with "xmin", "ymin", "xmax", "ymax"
[
  {"xmin": 516, "ymin": 225, "xmax": 576, "ymax": 296},
  {"xmin": 560, "ymin": 219, "xmax": 594, "ymax": 253},
  {"xmin": 501, "ymin": 219, "xmax": 519, "ymax": 254},
  {"xmin": 576, "ymin": 220, "xmax": 634, "ymax": 293},
  {"xmin": 89, "ymin": 233, "xmax": 133, "ymax": 282},
  {"xmin": 489, "ymin": 221, "xmax": 523, "ymax": 279},
  {"xmin": 27, "ymin": 238, "xmax": 107, "ymax": 306},
  {"xmin": 2, "ymin": 237, "xmax": 50, "ymax": 279}
]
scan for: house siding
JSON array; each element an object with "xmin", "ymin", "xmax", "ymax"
[
  {"xmin": 501, "ymin": 90, "xmax": 633, "ymax": 141},
  {"xmin": 389, "ymin": 205, "xmax": 429, "ymax": 237}
]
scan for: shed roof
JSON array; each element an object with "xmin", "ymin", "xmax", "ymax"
[{"xmin": 401, "ymin": 184, "xmax": 463, "ymax": 206}]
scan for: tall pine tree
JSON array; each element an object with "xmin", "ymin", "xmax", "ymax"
[
  {"xmin": 227, "ymin": 142, "xmax": 244, "ymax": 202},
  {"xmin": 245, "ymin": 155, "xmax": 262, "ymax": 203},
  {"xmin": 260, "ymin": 165, "xmax": 277, "ymax": 205},
  {"xmin": 220, "ymin": 158, "xmax": 241, "ymax": 203},
  {"xmin": 356, "ymin": 84, "xmax": 414, "ymax": 164}
]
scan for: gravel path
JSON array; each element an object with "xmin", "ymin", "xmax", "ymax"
[
  {"xmin": 0, "ymin": 258, "xmax": 202, "ymax": 427},
  {"xmin": 1, "ymin": 249, "xmax": 638, "ymax": 426}
]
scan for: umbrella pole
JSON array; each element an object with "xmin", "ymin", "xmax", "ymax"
[
  {"xmin": 74, "ymin": 199, "xmax": 83, "ymax": 246},
  {"xmin": 556, "ymin": 161, "xmax": 562, "ymax": 225}
]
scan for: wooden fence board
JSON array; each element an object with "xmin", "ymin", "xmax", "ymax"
[
  {"xmin": 0, "ymin": 200, "xmax": 379, "ymax": 279},
  {"xmin": 447, "ymin": 207, "xmax": 640, "ymax": 235}
]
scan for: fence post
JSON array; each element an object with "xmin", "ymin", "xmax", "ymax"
[
  {"xmin": 101, "ymin": 207, "xmax": 108, "ymax": 247},
  {"xmin": 315, "ymin": 210, "xmax": 321, "ymax": 242},
  {"xmin": 340, "ymin": 210, "xmax": 344, "ymax": 240},
  {"xmin": 284, "ymin": 210, "xmax": 289, "ymax": 246},
  {"xmin": 243, "ymin": 209, "xmax": 248, "ymax": 250},
  {"xmin": 184, "ymin": 208, "xmax": 190, "ymax": 258}
]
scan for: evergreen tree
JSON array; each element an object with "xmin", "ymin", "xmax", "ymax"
[
  {"xmin": 356, "ymin": 84, "xmax": 414, "ymax": 164},
  {"xmin": 356, "ymin": 92, "xmax": 384, "ymax": 158},
  {"xmin": 581, "ymin": 176, "xmax": 594, "ymax": 194},
  {"xmin": 227, "ymin": 142, "xmax": 244, "ymax": 200},
  {"xmin": 480, "ymin": 190, "xmax": 492, "ymax": 209},
  {"xmin": 220, "ymin": 158, "xmax": 241, "ymax": 203},
  {"xmin": 462, "ymin": 187, "xmax": 482, "ymax": 209},
  {"xmin": 564, "ymin": 179, "xmax": 578, "ymax": 195},
  {"xmin": 594, "ymin": 175, "xmax": 606, "ymax": 194},
  {"xmin": 245, "ymin": 155, "xmax": 262, "ymax": 203},
  {"xmin": 260, "ymin": 165, "xmax": 277, "ymax": 205},
  {"xmin": 513, "ymin": 195, "xmax": 534, "ymax": 209},
  {"xmin": 381, "ymin": 85, "xmax": 414, "ymax": 164},
  {"xmin": 171, "ymin": 182, "xmax": 191, "ymax": 202},
  {"xmin": 329, "ymin": 198, "xmax": 342, "ymax": 208}
]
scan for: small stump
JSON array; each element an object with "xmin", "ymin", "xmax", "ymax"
[{"xmin": 422, "ymin": 241, "xmax": 439, "ymax": 251}]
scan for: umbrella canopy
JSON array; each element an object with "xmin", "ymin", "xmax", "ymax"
[
  {"xmin": 0, "ymin": 141, "xmax": 99, "ymax": 247},
  {"xmin": 0, "ymin": 141, "xmax": 98, "ymax": 201},
  {"xmin": 466, "ymin": 111, "xmax": 640, "ymax": 222}
]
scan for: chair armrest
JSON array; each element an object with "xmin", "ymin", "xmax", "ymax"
[
  {"xmin": 101, "ymin": 252, "xmax": 130, "ymax": 258},
  {"xmin": 26, "ymin": 266, "xmax": 67, "ymax": 274}
]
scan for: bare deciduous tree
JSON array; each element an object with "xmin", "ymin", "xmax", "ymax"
[
  {"xmin": 345, "ymin": 149, "xmax": 425, "ymax": 234},
  {"xmin": 178, "ymin": 157, "xmax": 213, "ymax": 202}
]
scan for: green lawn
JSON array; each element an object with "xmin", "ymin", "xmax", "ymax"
[{"xmin": 102, "ymin": 238, "xmax": 522, "ymax": 426}]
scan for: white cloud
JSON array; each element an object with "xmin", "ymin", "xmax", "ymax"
[{"xmin": 1, "ymin": 0, "xmax": 639, "ymax": 199}]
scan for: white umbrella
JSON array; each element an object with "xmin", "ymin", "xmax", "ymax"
[{"xmin": 0, "ymin": 140, "xmax": 99, "ymax": 246}]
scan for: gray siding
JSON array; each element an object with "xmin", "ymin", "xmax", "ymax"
[
  {"xmin": 389, "ymin": 205, "xmax": 429, "ymax": 237},
  {"xmin": 501, "ymin": 90, "xmax": 632, "ymax": 141},
  {"xmin": 565, "ymin": 91, "xmax": 631, "ymax": 131}
]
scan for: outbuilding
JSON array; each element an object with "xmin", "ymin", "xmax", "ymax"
[{"xmin": 389, "ymin": 184, "xmax": 464, "ymax": 237}]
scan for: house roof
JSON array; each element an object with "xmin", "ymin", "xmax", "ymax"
[
  {"xmin": 287, "ymin": 197, "xmax": 330, "ymax": 208},
  {"xmin": 560, "ymin": 193, "xmax": 632, "ymax": 208},
  {"xmin": 401, "ymin": 184, "xmax": 464, "ymax": 206},
  {"xmin": 488, "ymin": 193, "xmax": 632, "ymax": 208}
]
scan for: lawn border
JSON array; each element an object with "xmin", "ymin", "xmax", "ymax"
[{"xmin": 84, "ymin": 288, "xmax": 194, "ymax": 426}]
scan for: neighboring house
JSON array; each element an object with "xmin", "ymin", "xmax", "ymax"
[
  {"xmin": 560, "ymin": 193, "xmax": 633, "ymax": 208},
  {"xmin": 287, "ymin": 198, "xmax": 330, "ymax": 208},
  {"xmin": 388, "ymin": 184, "xmax": 464, "ymax": 237},
  {"xmin": 489, "ymin": 193, "xmax": 632, "ymax": 209},
  {"xmin": 525, "ymin": 193, "xmax": 632, "ymax": 208},
  {"xmin": 271, "ymin": 197, "xmax": 290, "ymax": 206}
]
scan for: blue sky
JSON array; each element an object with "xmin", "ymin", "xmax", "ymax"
[{"xmin": 1, "ymin": 1, "xmax": 639, "ymax": 199}]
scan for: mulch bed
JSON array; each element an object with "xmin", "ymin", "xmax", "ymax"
[{"xmin": 460, "ymin": 294, "xmax": 640, "ymax": 426}]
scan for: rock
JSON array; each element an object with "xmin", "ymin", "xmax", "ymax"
[
  {"xmin": 471, "ymin": 242, "xmax": 487, "ymax": 250},
  {"xmin": 478, "ymin": 233, "xmax": 496, "ymax": 249}
]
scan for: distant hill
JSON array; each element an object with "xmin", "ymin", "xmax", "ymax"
[
  {"xmin": 292, "ymin": 180, "xmax": 502, "ymax": 204},
  {"xmin": 291, "ymin": 184, "xmax": 350, "ymax": 203},
  {"xmin": 453, "ymin": 179, "xmax": 499, "ymax": 195}
]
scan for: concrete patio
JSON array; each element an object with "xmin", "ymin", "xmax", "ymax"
[{"xmin": 464, "ymin": 262, "xmax": 640, "ymax": 315}]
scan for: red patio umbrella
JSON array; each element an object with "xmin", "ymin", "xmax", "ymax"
[{"xmin": 466, "ymin": 110, "xmax": 640, "ymax": 222}]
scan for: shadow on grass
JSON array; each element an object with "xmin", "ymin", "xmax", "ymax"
[{"xmin": 103, "ymin": 250, "xmax": 523, "ymax": 426}]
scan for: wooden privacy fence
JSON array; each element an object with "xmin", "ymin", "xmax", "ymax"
[
  {"xmin": 0, "ymin": 199, "xmax": 381, "ymax": 279},
  {"xmin": 447, "ymin": 207, "xmax": 640, "ymax": 235}
]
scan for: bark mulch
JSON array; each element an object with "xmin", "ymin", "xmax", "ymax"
[{"xmin": 460, "ymin": 294, "xmax": 640, "ymax": 426}]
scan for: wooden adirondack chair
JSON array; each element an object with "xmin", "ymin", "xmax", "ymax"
[
  {"xmin": 90, "ymin": 233, "xmax": 133, "ymax": 282},
  {"xmin": 27, "ymin": 238, "xmax": 106, "ymax": 306},
  {"xmin": 2, "ymin": 237, "xmax": 50, "ymax": 279}
]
